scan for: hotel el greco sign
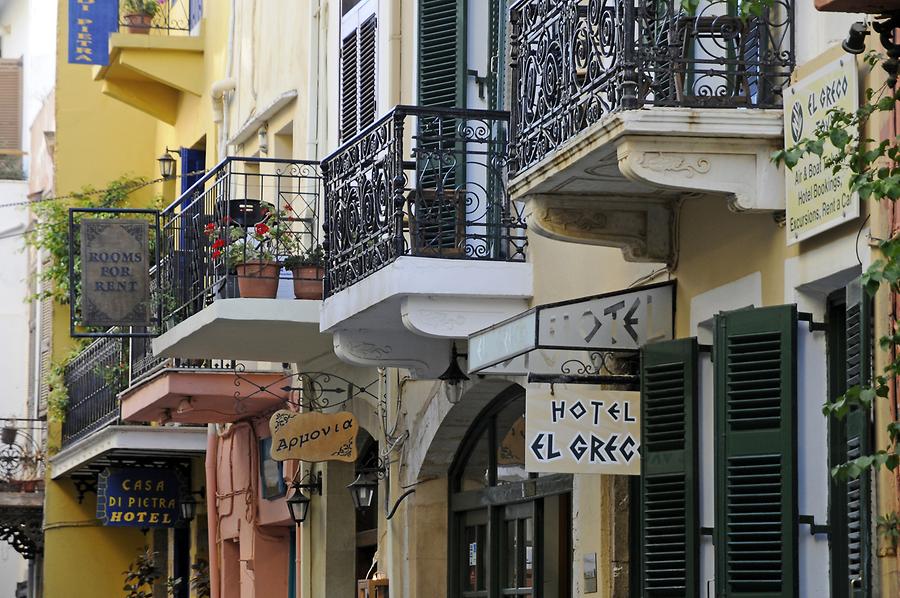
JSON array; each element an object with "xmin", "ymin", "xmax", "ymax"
[
  {"xmin": 784, "ymin": 55, "xmax": 860, "ymax": 244},
  {"xmin": 80, "ymin": 219, "xmax": 151, "ymax": 327},
  {"xmin": 96, "ymin": 468, "xmax": 180, "ymax": 527},
  {"xmin": 525, "ymin": 386, "xmax": 641, "ymax": 475}
]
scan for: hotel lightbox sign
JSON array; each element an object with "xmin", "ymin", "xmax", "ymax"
[
  {"xmin": 784, "ymin": 54, "xmax": 859, "ymax": 245},
  {"xmin": 468, "ymin": 281, "xmax": 674, "ymax": 374},
  {"xmin": 96, "ymin": 468, "xmax": 180, "ymax": 527},
  {"xmin": 80, "ymin": 219, "xmax": 151, "ymax": 327},
  {"xmin": 525, "ymin": 385, "xmax": 640, "ymax": 475}
]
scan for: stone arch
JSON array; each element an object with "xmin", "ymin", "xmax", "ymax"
[{"xmin": 407, "ymin": 378, "xmax": 522, "ymax": 483}]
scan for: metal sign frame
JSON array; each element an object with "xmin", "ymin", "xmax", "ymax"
[
  {"xmin": 468, "ymin": 280, "xmax": 676, "ymax": 374},
  {"xmin": 68, "ymin": 207, "xmax": 161, "ymax": 338}
]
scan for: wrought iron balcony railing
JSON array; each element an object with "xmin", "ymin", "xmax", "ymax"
[
  {"xmin": 321, "ymin": 106, "xmax": 527, "ymax": 297},
  {"xmin": 60, "ymin": 328, "xmax": 233, "ymax": 448},
  {"xmin": 118, "ymin": 0, "xmax": 202, "ymax": 35},
  {"xmin": 158, "ymin": 157, "xmax": 322, "ymax": 329},
  {"xmin": 509, "ymin": 0, "xmax": 795, "ymax": 174},
  {"xmin": 62, "ymin": 335, "xmax": 128, "ymax": 447}
]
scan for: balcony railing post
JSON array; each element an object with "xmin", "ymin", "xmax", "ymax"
[
  {"xmin": 621, "ymin": 0, "xmax": 639, "ymax": 110},
  {"xmin": 392, "ymin": 111, "xmax": 407, "ymax": 261}
]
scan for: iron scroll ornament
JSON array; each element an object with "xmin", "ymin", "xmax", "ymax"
[{"xmin": 231, "ymin": 364, "xmax": 381, "ymax": 413}]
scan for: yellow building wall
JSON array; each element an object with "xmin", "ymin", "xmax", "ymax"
[{"xmin": 43, "ymin": 2, "xmax": 192, "ymax": 596}]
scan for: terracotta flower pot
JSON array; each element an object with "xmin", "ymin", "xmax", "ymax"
[
  {"xmin": 123, "ymin": 13, "xmax": 153, "ymax": 34},
  {"xmin": 292, "ymin": 266, "xmax": 324, "ymax": 300},
  {"xmin": 235, "ymin": 261, "xmax": 280, "ymax": 299}
]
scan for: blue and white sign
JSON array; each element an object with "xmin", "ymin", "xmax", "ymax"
[{"xmin": 68, "ymin": 0, "xmax": 119, "ymax": 65}]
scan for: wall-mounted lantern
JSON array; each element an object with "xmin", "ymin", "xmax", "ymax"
[
  {"xmin": 287, "ymin": 470, "xmax": 322, "ymax": 525},
  {"xmin": 158, "ymin": 147, "xmax": 178, "ymax": 180}
]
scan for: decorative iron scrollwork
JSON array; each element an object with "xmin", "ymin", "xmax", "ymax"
[{"xmin": 232, "ymin": 364, "xmax": 382, "ymax": 413}]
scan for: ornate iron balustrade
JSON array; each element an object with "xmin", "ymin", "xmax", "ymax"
[
  {"xmin": 509, "ymin": 0, "xmax": 795, "ymax": 174},
  {"xmin": 118, "ymin": 0, "xmax": 201, "ymax": 35},
  {"xmin": 158, "ymin": 157, "xmax": 322, "ymax": 328},
  {"xmin": 322, "ymin": 106, "xmax": 526, "ymax": 296},
  {"xmin": 62, "ymin": 334, "xmax": 128, "ymax": 447}
]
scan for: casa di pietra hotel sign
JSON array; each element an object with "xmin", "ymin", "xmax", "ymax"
[
  {"xmin": 96, "ymin": 468, "xmax": 181, "ymax": 527},
  {"xmin": 80, "ymin": 219, "xmax": 151, "ymax": 327}
]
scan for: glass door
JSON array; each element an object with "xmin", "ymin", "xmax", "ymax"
[
  {"xmin": 461, "ymin": 509, "xmax": 489, "ymax": 598},
  {"xmin": 501, "ymin": 502, "xmax": 536, "ymax": 597}
]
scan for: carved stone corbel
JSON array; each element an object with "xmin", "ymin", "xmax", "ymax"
[{"xmin": 527, "ymin": 194, "xmax": 674, "ymax": 264}]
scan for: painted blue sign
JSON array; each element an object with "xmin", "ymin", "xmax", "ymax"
[
  {"xmin": 96, "ymin": 468, "xmax": 181, "ymax": 527},
  {"xmin": 68, "ymin": 0, "xmax": 119, "ymax": 66}
]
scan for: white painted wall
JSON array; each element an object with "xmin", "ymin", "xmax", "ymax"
[
  {"xmin": 0, "ymin": 0, "xmax": 57, "ymax": 174},
  {"xmin": 0, "ymin": 178, "xmax": 29, "ymax": 598}
]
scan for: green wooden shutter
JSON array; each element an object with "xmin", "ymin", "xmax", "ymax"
[
  {"xmin": 358, "ymin": 15, "xmax": 377, "ymax": 130},
  {"xmin": 339, "ymin": 29, "xmax": 358, "ymax": 141},
  {"xmin": 845, "ymin": 281, "xmax": 872, "ymax": 597},
  {"xmin": 418, "ymin": 0, "xmax": 465, "ymax": 109},
  {"xmin": 714, "ymin": 305, "xmax": 798, "ymax": 597},
  {"xmin": 640, "ymin": 338, "xmax": 700, "ymax": 597}
]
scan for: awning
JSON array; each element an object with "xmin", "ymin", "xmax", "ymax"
[{"xmin": 468, "ymin": 281, "xmax": 675, "ymax": 374}]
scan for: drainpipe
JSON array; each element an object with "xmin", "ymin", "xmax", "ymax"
[
  {"xmin": 211, "ymin": 78, "xmax": 236, "ymax": 161},
  {"xmin": 384, "ymin": 0, "xmax": 402, "ymax": 107},
  {"xmin": 306, "ymin": 0, "xmax": 321, "ymax": 160},
  {"xmin": 205, "ymin": 424, "xmax": 220, "ymax": 598}
]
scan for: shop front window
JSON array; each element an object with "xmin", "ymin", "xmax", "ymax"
[{"xmin": 450, "ymin": 387, "xmax": 572, "ymax": 598}]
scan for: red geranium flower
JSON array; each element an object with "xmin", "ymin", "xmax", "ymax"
[
  {"xmin": 212, "ymin": 239, "xmax": 225, "ymax": 249},
  {"xmin": 284, "ymin": 203, "xmax": 293, "ymax": 212},
  {"xmin": 211, "ymin": 249, "xmax": 222, "ymax": 259},
  {"xmin": 255, "ymin": 222, "xmax": 270, "ymax": 236},
  {"xmin": 204, "ymin": 222, "xmax": 216, "ymax": 235}
]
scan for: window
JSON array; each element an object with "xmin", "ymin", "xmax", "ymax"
[
  {"xmin": 640, "ymin": 305, "xmax": 801, "ymax": 597},
  {"xmin": 450, "ymin": 388, "xmax": 572, "ymax": 598},
  {"xmin": 340, "ymin": 0, "xmax": 377, "ymax": 141}
]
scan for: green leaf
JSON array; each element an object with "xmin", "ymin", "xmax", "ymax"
[{"xmin": 830, "ymin": 128, "xmax": 850, "ymax": 148}]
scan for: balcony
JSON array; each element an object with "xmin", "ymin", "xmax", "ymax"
[
  {"xmin": 92, "ymin": 1, "xmax": 204, "ymax": 124},
  {"xmin": 151, "ymin": 157, "xmax": 332, "ymax": 364},
  {"xmin": 50, "ymin": 334, "xmax": 207, "ymax": 479},
  {"xmin": 121, "ymin": 335, "xmax": 290, "ymax": 425},
  {"xmin": 508, "ymin": 0, "xmax": 793, "ymax": 261},
  {"xmin": 321, "ymin": 106, "xmax": 532, "ymax": 378},
  {"xmin": 0, "ymin": 421, "xmax": 45, "ymax": 561}
]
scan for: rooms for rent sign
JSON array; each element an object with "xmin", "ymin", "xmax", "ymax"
[
  {"xmin": 784, "ymin": 55, "xmax": 859, "ymax": 244},
  {"xmin": 525, "ymin": 385, "xmax": 640, "ymax": 475}
]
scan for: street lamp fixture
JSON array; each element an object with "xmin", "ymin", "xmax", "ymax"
[
  {"xmin": 287, "ymin": 471, "xmax": 322, "ymax": 525},
  {"xmin": 158, "ymin": 147, "xmax": 178, "ymax": 180},
  {"xmin": 347, "ymin": 471, "xmax": 379, "ymax": 511},
  {"xmin": 179, "ymin": 490, "xmax": 204, "ymax": 522}
]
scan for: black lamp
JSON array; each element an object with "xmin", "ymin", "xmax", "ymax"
[
  {"xmin": 347, "ymin": 471, "xmax": 378, "ymax": 511},
  {"xmin": 438, "ymin": 343, "xmax": 469, "ymax": 386},
  {"xmin": 179, "ymin": 490, "xmax": 205, "ymax": 522},
  {"xmin": 842, "ymin": 22, "xmax": 870, "ymax": 55},
  {"xmin": 180, "ymin": 494, "xmax": 198, "ymax": 522},
  {"xmin": 287, "ymin": 471, "xmax": 322, "ymax": 525},
  {"xmin": 158, "ymin": 147, "xmax": 178, "ymax": 180}
]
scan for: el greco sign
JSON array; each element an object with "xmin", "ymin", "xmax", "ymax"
[
  {"xmin": 96, "ymin": 468, "xmax": 180, "ymax": 527},
  {"xmin": 80, "ymin": 219, "xmax": 150, "ymax": 327},
  {"xmin": 268, "ymin": 410, "xmax": 358, "ymax": 463},
  {"xmin": 784, "ymin": 54, "xmax": 859, "ymax": 244},
  {"xmin": 526, "ymin": 385, "xmax": 641, "ymax": 475}
]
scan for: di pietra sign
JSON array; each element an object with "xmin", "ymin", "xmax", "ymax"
[
  {"xmin": 96, "ymin": 468, "xmax": 180, "ymax": 527},
  {"xmin": 525, "ymin": 385, "xmax": 641, "ymax": 475},
  {"xmin": 784, "ymin": 55, "xmax": 859, "ymax": 245},
  {"xmin": 80, "ymin": 219, "xmax": 150, "ymax": 327},
  {"xmin": 268, "ymin": 410, "xmax": 358, "ymax": 463}
]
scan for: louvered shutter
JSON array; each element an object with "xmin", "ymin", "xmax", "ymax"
[
  {"xmin": 37, "ymin": 258, "xmax": 54, "ymax": 418},
  {"xmin": 640, "ymin": 338, "xmax": 700, "ymax": 597},
  {"xmin": 339, "ymin": 13, "xmax": 377, "ymax": 142},
  {"xmin": 414, "ymin": 0, "xmax": 466, "ymax": 253},
  {"xmin": 845, "ymin": 281, "xmax": 872, "ymax": 597},
  {"xmin": 714, "ymin": 305, "xmax": 798, "ymax": 597},
  {"xmin": 0, "ymin": 58, "xmax": 23, "ymax": 177}
]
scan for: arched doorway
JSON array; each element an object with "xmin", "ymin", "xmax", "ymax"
[{"xmin": 449, "ymin": 386, "xmax": 573, "ymax": 598}]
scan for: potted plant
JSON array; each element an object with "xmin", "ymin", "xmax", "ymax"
[
  {"xmin": 122, "ymin": 0, "xmax": 163, "ymax": 34},
  {"xmin": 284, "ymin": 244, "xmax": 325, "ymax": 300},
  {"xmin": 207, "ymin": 217, "xmax": 281, "ymax": 299}
]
